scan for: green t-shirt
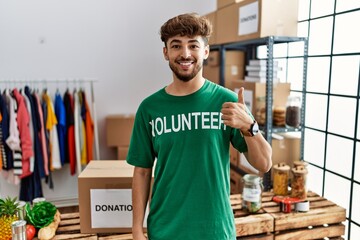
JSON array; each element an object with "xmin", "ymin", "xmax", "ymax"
[{"xmin": 127, "ymin": 80, "xmax": 248, "ymax": 240}]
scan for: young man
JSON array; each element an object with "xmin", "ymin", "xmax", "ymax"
[{"xmin": 127, "ymin": 13, "xmax": 272, "ymax": 240}]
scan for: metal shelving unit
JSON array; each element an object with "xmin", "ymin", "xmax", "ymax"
[{"xmin": 211, "ymin": 36, "xmax": 308, "ymax": 190}]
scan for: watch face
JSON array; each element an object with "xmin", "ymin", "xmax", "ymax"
[{"xmin": 252, "ymin": 121, "xmax": 259, "ymax": 135}]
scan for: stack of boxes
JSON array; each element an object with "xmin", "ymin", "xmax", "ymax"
[
  {"xmin": 244, "ymin": 59, "xmax": 281, "ymax": 83},
  {"xmin": 105, "ymin": 114, "xmax": 135, "ymax": 159},
  {"xmin": 203, "ymin": 50, "xmax": 245, "ymax": 88}
]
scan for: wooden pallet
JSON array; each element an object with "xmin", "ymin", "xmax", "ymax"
[
  {"xmin": 231, "ymin": 191, "xmax": 346, "ymax": 240},
  {"xmin": 50, "ymin": 212, "xmax": 134, "ymax": 240}
]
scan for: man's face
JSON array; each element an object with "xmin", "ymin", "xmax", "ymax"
[{"xmin": 163, "ymin": 35, "xmax": 209, "ymax": 82}]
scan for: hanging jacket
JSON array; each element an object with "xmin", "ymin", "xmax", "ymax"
[
  {"xmin": 12, "ymin": 88, "xmax": 33, "ymax": 179},
  {"xmin": 0, "ymin": 92, "xmax": 12, "ymax": 170},
  {"xmin": 63, "ymin": 90, "xmax": 76, "ymax": 175},
  {"xmin": 82, "ymin": 91, "xmax": 94, "ymax": 162},
  {"xmin": 54, "ymin": 92, "xmax": 66, "ymax": 166},
  {"xmin": 42, "ymin": 91, "xmax": 61, "ymax": 171}
]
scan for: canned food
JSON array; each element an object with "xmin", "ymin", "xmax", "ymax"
[{"xmin": 11, "ymin": 220, "xmax": 27, "ymax": 240}]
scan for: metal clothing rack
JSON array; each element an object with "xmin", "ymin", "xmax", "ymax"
[{"xmin": 0, "ymin": 79, "xmax": 100, "ymax": 160}]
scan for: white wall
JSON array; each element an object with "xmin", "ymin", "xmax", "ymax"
[{"xmin": 0, "ymin": 0, "xmax": 216, "ymax": 204}]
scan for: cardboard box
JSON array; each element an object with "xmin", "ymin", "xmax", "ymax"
[
  {"xmin": 117, "ymin": 146, "xmax": 129, "ymax": 160},
  {"xmin": 106, "ymin": 114, "xmax": 135, "ymax": 147},
  {"xmin": 231, "ymin": 80, "xmax": 290, "ymax": 124},
  {"xmin": 204, "ymin": 11, "xmax": 217, "ymax": 45},
  {"xmin": 78, "ymin": 160, "xmax": 152, "ymax": 233},
  {"xmin": 203, "ymin": 51, "xmax": 245, "ymax": 88},
  {"xmin": 216, "ymin": 0, "xmax": 299, "ymax": 44},
  {"xmin": 218, "ymin": 0, "xmax": 244, "ymax": 9}
]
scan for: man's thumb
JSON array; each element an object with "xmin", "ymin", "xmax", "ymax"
[{"xmin": 238, "ymin": 87, "xmax": 245, "ymax": 104}]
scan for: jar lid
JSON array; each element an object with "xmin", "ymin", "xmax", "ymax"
[
  {"xmin": 273, "ymin": 162, "xmax": 290, "ymax": 171},
  {"xmin": 293, "ymin": 160, "xmax": 308, "ymax": 167},
  {"xmin": 292, "ymin": 166, "xmax": 308, "ymax": 174},
  {"xmin": 243, "ymin": 174, "xmax": 262, "ymax": 184}
]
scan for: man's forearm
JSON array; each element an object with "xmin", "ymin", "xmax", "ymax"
[{"xmin": 132, "ymin": 166, "xmax": 152, "ymax": 236}]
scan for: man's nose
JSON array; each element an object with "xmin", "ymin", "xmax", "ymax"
[{"xmin": 180, "ymin": 47, "xmax": 191, "ymax": 58}]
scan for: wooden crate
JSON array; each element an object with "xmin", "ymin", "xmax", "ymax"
[
  {"xmin": 231, "ymin": 191, "xmax": 346, "ymax": 239},
  {"xmin": 48, "ymin": 212, "xmax": 134, "ymax": 240},
  {"xmin": 231, "ymin": 192, "xmax": 275, "ymax": 237}
]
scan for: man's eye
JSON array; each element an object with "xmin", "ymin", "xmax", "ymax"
[
  {"xmin": 190, "ymin": 45, "xmax": 200, "ymax": 49},
  {"xmin": 171, "ymin": 45, "xmax": 180, "ymax": 49}
]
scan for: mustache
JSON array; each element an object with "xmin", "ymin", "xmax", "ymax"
[{"xmin": 176, "ymin": 56, "xmax": 196, "ymax": 62}]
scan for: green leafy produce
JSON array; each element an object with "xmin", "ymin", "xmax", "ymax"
[{"xmin": 25, "ymin": 201, "xmax": 57, "ymax": 228}]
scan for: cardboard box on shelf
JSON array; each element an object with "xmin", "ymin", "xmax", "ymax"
[
  {"xmin": 203, "ymin": 11, "xmax": 217, "ymax": 45},
  {"xmin": 106, "ymin": 114, "xmax": 135, "ymax": 147},
  {"xmin": 78, "ymin": 160, "xmax": 153, "ymax": 233},
  {"xmin": 216, "ymin": 0, "xmax": 299, "ymax": 44},
  {"xmin": 203, "ymin": 51, "xmax": 245, "ymax": 89},
  {"xmin": 231, "ymin": 80, "xmax": 290, "ymax": 124},
  {"xmin": 117, "ymin": 146, "xmax": 129, "ymax": 160},
  {"xmin": 217, "ymin": 0, "xmax": 244, "ymax": 9}
]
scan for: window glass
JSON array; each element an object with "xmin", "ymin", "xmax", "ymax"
[
  {"xmin": 305, "ymin": 93, "xmax": 327, "ymax": 131},
  {"xmin": 330, "ymin": 56, "xmax": 360, "ymax": 96},
  {"xmin": 304, "ymin": 128, "xmax": 325, "ymax": 166},
  {"xmin": 355, "ymin": 142, "xmax": 360, "ymax": 182},
  {"xmin": 326, "ymin": 135, "xmax": 353, "ymax": 178},
  {"xmin": 307, "ymin": 57, "xmax": 330, "ymax": 93},
  {"xmin": 288, "ymin": 41, "xmax": 305, "ymax": 57},
  {"xmin": 306, "ymin": 165, "xmax": 323, "ymax": 194},
  {"xmin": 333, "ymin": 11, "xmax": 360, "ymax": 54},
  {"xmin": 336, "ymin": 0, "xmax": 360, "ymax": 12},
  {"xmin": 310, "ymin": 0, "xmax": 335, "ymax": 18},
  {"xmin": 273, "ymin": 43, "xmax": 288, "ymax": 58},
  {"xmin": 298, "ymin": 0, "xmax": 310, "ymax": 21},
  {"xmin": 297, "ymin": 21, "xmax": 308, "ymax": 38},
  {"xmin": 328, "ymin": 96, "xmax": 356, "ymax": 138},
  {"xmin": 351, "ymin": 223, "xmax": 360, "ymax": 240},
  {"xmin": 324, "ymin": 172, "xmax": 350, "ymax": 214},
  {"xmin": 287, "ymin": 58, "xmax": 303, "ymax": 91},
  {"xmin": 309, "ymin": 17, "xmax": 333, "ymax": 55},
  {"xmin": 352, "ymin": 183, "xmax": 360, "ymax": 224}
]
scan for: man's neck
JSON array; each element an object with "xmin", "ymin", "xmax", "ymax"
[{"xmin": 165, "ymin": 76, "xmax": 205, "ymax": 96}]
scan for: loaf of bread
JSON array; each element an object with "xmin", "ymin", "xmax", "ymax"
[{"xmin": 38, "ymin": 210, "xmax": 61, "ymax": 240}]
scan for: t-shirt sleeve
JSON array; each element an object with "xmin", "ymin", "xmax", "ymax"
[{"xmin": 126, "ymin": 105, "xmax": 155, "ymax": 168}]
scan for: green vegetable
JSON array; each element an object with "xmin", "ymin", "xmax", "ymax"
[{"xmin": 25, "ymin": 201, "xmax": 57, "ymax": 228}]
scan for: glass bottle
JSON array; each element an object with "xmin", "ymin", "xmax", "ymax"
[
  {"xmin": 242, "ymin": 174, "xmax": 263, "ymax": 213},
  {"xmin": 273, "ymin": 163, "xmax": 290, "ymax": 196},
  {"xmin": 285, "ymin": 96, "xmax": 301, "ymax": 128},
  {"xmin": 291, "ymin": 166, "xmax": 308, "ymax": 200}
]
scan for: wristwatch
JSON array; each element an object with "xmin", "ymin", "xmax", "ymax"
[{"xmin": 243, "ymin": 120, "xmax": 259, "ymax": 137}]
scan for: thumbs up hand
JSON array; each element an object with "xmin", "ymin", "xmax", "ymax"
[{"xmin": 221, "ymin": 87, "xmax": 254, "ymax": 132}]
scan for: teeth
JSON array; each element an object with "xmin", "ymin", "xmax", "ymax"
[{"xmin": 180, "ymin": 62, "xmax": 192, "ymax": 66}]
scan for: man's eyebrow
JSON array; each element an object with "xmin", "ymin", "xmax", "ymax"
[
  {"xmin": 169, "ymin": 39, "xmax": 182, "ymax": 45},
  {"xmin": 188, "ymin": 39, "xmax": 200, "ymax": 44},
  {"xmin": 169, "ymin": 39, "xmax": 201, "ymax": 45}
]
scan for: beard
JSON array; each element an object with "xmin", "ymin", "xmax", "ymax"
[{"xmin": 169, "ymin": 57, "xmax": 203, "ymax": 82}]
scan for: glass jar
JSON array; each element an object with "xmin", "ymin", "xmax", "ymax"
[
  {"xmin": 272, "ymin": 163, "xmax": 290, "ymax": 196},
  {"xmin": 242, "ymin": 174, "xmax": 263, "ymax": 213},
  {"xmin": 285, "ymin": 96, "xmax": 301, "ymax": 128},
  {"xmin": 291, "ymin": 166, "xmax": 308, "ymax": 200},
  {"xmin": 293, "ymin": 160, "xmax": 308, "ymax": 168}
]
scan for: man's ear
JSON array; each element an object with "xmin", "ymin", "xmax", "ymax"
[
  {"xmin": 204, "ymin": 45, "xmax": 210, "ymax": 60},
  {"xmin": 163, "ymin": 47, "xmax": 169, "ymax": 61}
]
